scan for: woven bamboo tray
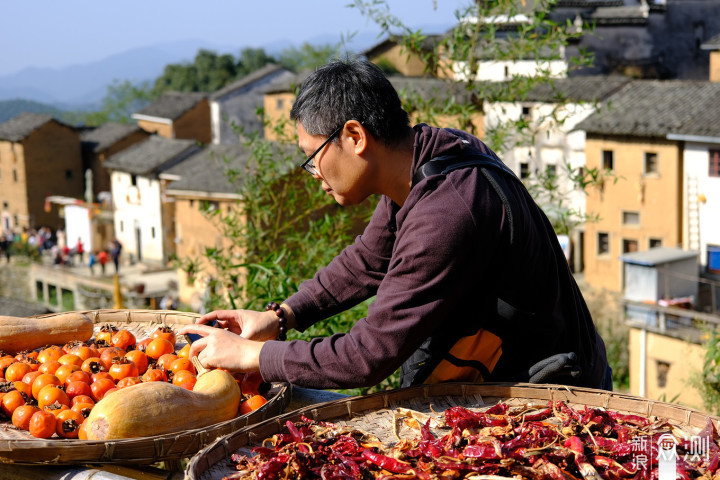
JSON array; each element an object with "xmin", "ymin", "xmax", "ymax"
[
  {"xmin": 0, "ymin": 309, "xmax": 291, "ymax": 465},
  {"xmin": 186, "ymin": 382, "xmax": 720, "ymax": 480}
]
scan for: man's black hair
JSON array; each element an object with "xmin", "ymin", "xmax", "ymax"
[{"xmin": 290, "ymin": 58, "xmax": 411, "ymax": 147}]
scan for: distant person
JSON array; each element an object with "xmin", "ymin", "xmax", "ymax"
[
  {"xmin": 88, "ymin": 251, "xmax": 96, "ymax": 275},
  {"xmin": 0, "ymin": 234, "xmax": 10, "ymax": 263},
  {"xmin": 160, "ymin": 294, "xmax": 177, "ymax": 311},
  {"xmin": 76, "ymin": 238, "xmax": 84, "ymax": 264},
  {"xmin": 110, "ymin": 239, "xmax": 122, "ymax": 273},
  {"xmin": 97, "ymin": 250, "xmax": 109, "ymax": 275}
]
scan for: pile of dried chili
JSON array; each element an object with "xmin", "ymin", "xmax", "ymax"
[{"xmin": 223, "ymin": 401, "xmax": 720, "ymax": 480}]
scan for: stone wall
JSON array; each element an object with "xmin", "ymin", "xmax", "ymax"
[{"xmin": 0, "ymin": 261, "xmax": 36, "ymax": 304}]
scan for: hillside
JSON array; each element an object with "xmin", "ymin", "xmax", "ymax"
[{"xmin": 0, "ymin": 99, "xmax": 66, "ymax": 124}]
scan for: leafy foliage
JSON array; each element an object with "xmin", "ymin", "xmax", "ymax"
[{"xmin": 66, "ymin": 80, "xmax": 156, "ymax": 126}]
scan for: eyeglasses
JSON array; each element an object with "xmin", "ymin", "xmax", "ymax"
[{"xmin": 300, "ymin": 125, "xmax": 343, "ymax": 176}]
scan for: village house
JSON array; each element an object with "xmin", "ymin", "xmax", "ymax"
[
  {"xmin": 485, "ymin": 75, "xmax": 631, "ymax": 271},
  {"xmin": 160, "ymin": 144, "xmax": 249, "ymax": 309},
  {"xmin": 209, "ymin": 63, "xmax": 295, "ymax": 145},
  {"xmin": 103, "ymin": 135, "xmax": 200, "ymax": 264},
  {"xmin": 0, "ymin": 113, "xmax": 84, "ymax": 232},
  {"xmin": 80, "ymin": 122, "xmax": 149, "ymax": 201},
  {"xmin": 132, "ymin": 91, "xmax": 212, "ymax": 144},
  {"xmin": 362, "ymin": 35, "xmax": 444, "ymax": 77},
  {"xmin": 577, "ymin": 79, "xmax": 720, "ymax": 293},
  {"xmin": 702, "ymin": 33, "xmax": 720, "ymax": 82}
]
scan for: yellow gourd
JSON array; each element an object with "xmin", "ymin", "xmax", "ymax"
[
  {"xmin": 0, "ymin": 313, "xmax": 93, "ymax": 354},
  {"xmin": 84, "ymin": 369, "xmax": 242, "ymax": 440}
]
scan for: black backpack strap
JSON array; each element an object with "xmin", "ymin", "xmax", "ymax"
[
  {"xmin": 412, "ymin": 150, "xmax": 520, "ymax": 244},
  {"xmin": 411, "ymin": 150, "xmax": 519, "ymax": 187}
]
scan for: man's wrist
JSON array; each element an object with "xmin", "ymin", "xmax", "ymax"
[{"xmin": 279, "ymin": 303, "xmax": 297, "ymax": 330}]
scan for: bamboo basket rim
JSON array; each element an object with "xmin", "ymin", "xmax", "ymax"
[
  {"xmin": 186, "ymin": 382, "xmax": 720, "ymax": 480},
  {"xmin": 0, "ymin": 309, "xmax": 292, "ymax": 466}
]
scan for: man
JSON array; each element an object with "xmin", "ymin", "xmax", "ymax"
[{"xmin": 179, "ymin": 59, "xmax": 610, "ymax": 390}]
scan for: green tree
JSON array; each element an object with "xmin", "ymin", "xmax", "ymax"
[
  {"xmin": 67, "ymin": 79, "xmax": 155, "ymax": 126},
  {"xmin": 236, "ymin": 47, "xmax": 277, "ymax": 76},
  {"xmin": 277, "ymin": 42, "xmax": 341, "ymax": 72}
]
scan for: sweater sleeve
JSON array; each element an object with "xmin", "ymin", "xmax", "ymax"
[
  {"xmin": 283, "ymin": 196, "xmax": 396, "ymax": 332},
  {"xmin": 260, "ymin": 174, "xmax": 499, "ymax": 389}
]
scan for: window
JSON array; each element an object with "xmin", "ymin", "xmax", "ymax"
[
  {"xmin": 644, "ymin": 152, "xmax": 658, "ymax": 174},
  {"xmin": 622, "ymin": 211, "xmax": 640, "ymax": 225},
  {"xmin": 597, "ymin": 232, "xmax": 609, "ymax": 254},
  {"xmin": 622, "ymin": 238, "xmax": 638, "ymax": 253},
  {"xmin": 189, "ymin": 199, "xmax": 194, "ymax": 208},
  {"xmin": 649, "ymin": 238, "xmax": 662, "ymax": 249},
  {"xmin": 519, "ymin": 162, "xmax": 530, "ymax": 179},
  {"xmin": 151, "ymin": 227, "xmax": 156, "ymax": 239},
  {"xmin": 521, "ymin": 106, "xmax": 531, "ymax": 119},
  {"xmin": 2, "ymin": 202, "xmax": 7, "ymax": 209},
  {"xmin": 276, "ymin": 98, "xmax": 284, "ymax": 110},
  {"xmin": 545, "ymin": 164, "xmax": 557, "ymax": 177},
  {"xmin": 120, "ymin": 221, "xmax": 124, "ymax": 233},
  {"xmin": 656, "ymin": 360, "xmax": 670, "ymax": 388},
  {"xmin": 710, "ymin": 150, "xmax": 720, "ymax": 177},
  {"xmin": 602, "ymin": 150, "xmax": 614, "ymax": 170},
  {"xmin": 12, "ymin": 169, "xmax": 17, "ymax": 182},
  {"xmin": 504, "ymin": 65, "xmax": 509, "ymax": 78},
  {"xmin": 130, "ymin": 174, "xmax": 137, "ymax": 186}
]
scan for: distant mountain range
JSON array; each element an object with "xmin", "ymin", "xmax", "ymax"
[{"xmin": 0, "ymin": 31, "xmax": 401, "ymax": 115}]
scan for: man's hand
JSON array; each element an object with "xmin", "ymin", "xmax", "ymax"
[
  {"xmin": 196, "ymin": 309, "xmax": 279, "ymax": 341},
  {"xmin": 176, "ymin": 324, "xmax": 263, "ymax": 372}
]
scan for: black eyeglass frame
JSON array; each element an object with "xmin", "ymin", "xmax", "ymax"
[{"xmin": 300, "ymin": 125, "xmax": 344, "ymax": 175}]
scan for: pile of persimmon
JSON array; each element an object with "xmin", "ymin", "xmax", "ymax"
[{"xmin": 0, "ymin": 324, "xmax": 270, "ymax": 440}]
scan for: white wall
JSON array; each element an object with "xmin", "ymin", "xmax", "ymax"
[
  {"xmin": 484, "ymin": 100, "xmax": 596, "ymax": 224},
  {"xmin": 64, "ymin": 205, "xmax": 92, "ymax": 257},
  {"xmin": 683, "ymin": 142, "xmax": 720, "ymax": 268},
  {"xmin": 110, "ymin": 171, "xmax": 165, "ymax": 263},
  {"xmin": 454, "ymin": 58, "xmax": 567, "ymax": 82}
]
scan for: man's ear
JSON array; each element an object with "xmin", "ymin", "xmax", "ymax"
[{"xmin": 343, "ymin": 120, "xmax": 368, "ymax": 155}]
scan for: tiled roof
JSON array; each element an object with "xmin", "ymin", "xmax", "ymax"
[
  {"xmin": 163, "ymin": 144, "xmax": 252, "ymax": 195},
  {"xmin": 389, "ymin": 76, "xmax": 475, "ymax": 105},
  {"xmin": 524, "ymin": 75, "xmax": 632, "ymax": 103},
  {"xmin": 702, "ymin": 33, "xmax": 720, "ymax": 50},
  {"xmin": 588, "ymin": 4, "xmax": 649, "ymax": 23},
  {"xmin": 0, "ymin": 112, "xmax": 54, "ymax": 142},
  {"xmin": 164, "ymin": 142, "xmax": 298, "ymax": 195},
  {"xmin": 263, "ymin": 70, "xmax": 312, "ymax": 94},
  {"xmin": 210, "ymin": 64, "xmax": 286, "ymax": 100},
  {"xmin": 103, "ymin": 135, "xmax": 199, "ymax": 176},
  {"xmin": 80, "ymin": 123, "xmax": 144, "ymax": 153},
  {"xmin": 133, "ymin": 92, "xmax": 207, "ymax": 121},
  {"xmin": 555, "ymin": 0, "xmax": 622, "ymax": 6},
  {"xmin": 576, "ymin": 80, "xmax": 720, "ymax": 138}
]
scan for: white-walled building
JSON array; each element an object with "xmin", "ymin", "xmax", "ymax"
[
  {"xmin": 675, "ymin": 137, "xmax": 720, "ymax": 275},
  {"xmin": 209, "ymin": 64, "xmax": 295, "ymax": 145},
  {"xmin": 484, "ymin": 76, "xmax": 631, "ymax": 270},
  {"xmin": 104, "ymin": 136, "xmax": 200, "ymax": 264}
]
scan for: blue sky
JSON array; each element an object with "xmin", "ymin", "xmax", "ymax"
[{"xmin": 0, "ymin": 1, "xmax": 466, "ymax": 76}]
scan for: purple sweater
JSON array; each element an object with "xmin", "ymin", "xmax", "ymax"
[{"xmin": 259, "ymin": 124, "xmax": 607, "ymax": 389}]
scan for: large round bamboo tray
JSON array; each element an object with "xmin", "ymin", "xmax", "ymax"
[
  {"xmin": 186, "ymin": 382, "xmax": 720, "ymax": 480},
  {"xmin": 0, "ymin": 309, "xmax": 291, "ymax": 465}
]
